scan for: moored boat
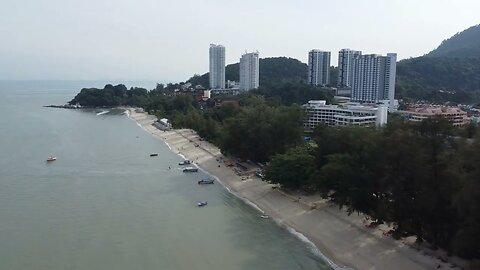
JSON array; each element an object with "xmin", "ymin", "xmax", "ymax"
[
  {"xmin": 178, "ymin": 160, "xmax": 192, "ymax": 165},
  {"xmin": 183, "ymin": 166, "xmax": 198, "ymax": 173},
  {"xmin": 96, "ymin": 110, "xmax": 109, "ymax": 116},
  {"xmin": 198, "ymin": 179, "xmax": 214, "ymax": 185},
  {"xmin": 197, "ymin": 201, "xmax": 208, "ymax": 207}
]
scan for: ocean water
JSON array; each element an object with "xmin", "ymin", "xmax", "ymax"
[{"xmin": 0, "ymin": 81, "xmax": 329, "ymax": 270}]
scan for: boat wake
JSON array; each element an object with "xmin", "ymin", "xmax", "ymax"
[
  {"xmin": 96, "ymin": 110, "xmax": 109, "ymax": 116},
  {"xmin": 285, "ymin": 227, "xmax": 353, "ymax": 270}
]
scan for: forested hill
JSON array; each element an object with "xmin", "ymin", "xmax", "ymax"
[
  {"xmin": 187, "ymin": 57, "xmax": 307, "ymax": 88},
  {"xmin": 426, "ymin": 24, "xmax": 480, "ymax": 58},
  {"xmin": 396, "ymin": 24, "xmax": 480, "ymax": 103},
  {"xmin": 396, "ymin": 57, "xmax": 480, "ymax": 102}
]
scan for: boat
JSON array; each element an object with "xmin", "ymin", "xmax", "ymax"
[
  {"xmin": 46, "ymin": 156, "xmax": 57, "ymax": 162},
  {"xmin": 153, "ymin": 118, "xmax": 172, "ymax": 131},
  {"xmin": 183, "ymin": 167, "xmax": 198, "ymax": 173},
  {"xmin": 197, "ymin": 201, "xmax": 208, "ymax": 207},
  {"xmin": 198, "ymin": 179, "xmax": 214, "ymax": 185},
  {"xmin": 178, "ymin": 160, "xmax": 192, "ymax": 165},
  {"xmin": 255, "ymin": 171, "xmax": 265, "ymax": 179},
  {"xmin": 150, "ymin": 153, "xmax": 158, "ymax": 157},
  {"xmin": 260, "ymin": 215, "xmax": 270, "ymax": 219},
  {"xmin": 96, "ymin": 110, "xmax": 109, "ymax": 116}
]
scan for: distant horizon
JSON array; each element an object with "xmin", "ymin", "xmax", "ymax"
[
  {"xmin": 1, "ymin": 0, "xmax": 479, "ymax": 81},
  {"xmin": 0, "ymin": 51, "xmax": 430, "ymax": 83}
]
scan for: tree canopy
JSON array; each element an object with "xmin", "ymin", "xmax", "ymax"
[
  {"xmin": 396, "ymin": 24, "xmax": 480, "ymax": 103},
  {"xmin": 264, "ymin": 117, "xmax": 480, "ymax": 260},
  {"xmin": 396, "ymin": 57, "xmax": 480, "ymax": 103},
  {"xmin": 69, "ymin": 84, "xmax": 150, "ymax": 107}
]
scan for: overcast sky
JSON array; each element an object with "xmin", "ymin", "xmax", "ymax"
[{"xmin": 0, "ymin": 0, "xmax": 478, "ymax": 82}]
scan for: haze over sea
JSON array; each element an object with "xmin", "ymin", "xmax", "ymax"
[{"xmin": 0, "ymin": 81, "xmax": 328, "ymax": 270}]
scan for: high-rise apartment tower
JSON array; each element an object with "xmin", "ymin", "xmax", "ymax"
[
  {"xmin": 337, "ymin": 49, "xmax": 362, "ymax": 88},
  {"xmin": 209, "ymin": 44, "xmax": 226, "ymax": 89},
  {"xmin": 307, "ymin": 50, "xmax": 331, "ymax": 86},
  {"xmin": 239, "ymin": 51, "xmax": 260, "ymax": 91},
  {"xmin": 351, "ymin": 53, "xmax": 397, "ymax": 111}
]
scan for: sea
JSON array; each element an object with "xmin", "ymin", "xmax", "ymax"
[{"xmin": 0, "ymin": 81, "xmax": 329, "ymax": 270}]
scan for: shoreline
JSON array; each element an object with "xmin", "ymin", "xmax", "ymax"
[{"xmin": 128, "ymin": 109, "xmax": 461, "ymax": 270}]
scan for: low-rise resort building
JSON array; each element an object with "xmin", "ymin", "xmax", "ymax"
[
  {"xmin": 303, "ymin": 100, "xmax": 388, "ymax": 132},
  {"xmin": 397, "ymin": 106, "xmax": 469, "ymax": 127}
]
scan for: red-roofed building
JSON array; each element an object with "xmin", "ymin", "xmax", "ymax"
[{"xmin": 398, "ymin": 106, "xmax": 470, "ymax": 126}]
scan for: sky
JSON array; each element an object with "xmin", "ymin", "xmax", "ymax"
[{"xmin": 0, "ymin": 0, "xmax": 479, "ymax": 82}]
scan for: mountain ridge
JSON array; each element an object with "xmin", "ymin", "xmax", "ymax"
[{"xmin": 426, "ymin": 24, "xmax": 480, "ymax": 58}]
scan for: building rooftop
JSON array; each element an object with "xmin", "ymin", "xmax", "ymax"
[
  {"xmin": 305, "ymin": 100, "xmax": 384, "ymax": 111},
  {"xmin": 404, "ymin": 106, "xmax": 467, "ymax": 115}
]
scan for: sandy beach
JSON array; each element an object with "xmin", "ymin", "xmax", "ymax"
[{"xmin": 129, "ymin": 109, "xmax": 461, "ymax": 270}]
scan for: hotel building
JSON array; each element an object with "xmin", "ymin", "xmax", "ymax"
[{"xmin": 303, "ymin": 100, "xmax": 388, "ymax": 131}]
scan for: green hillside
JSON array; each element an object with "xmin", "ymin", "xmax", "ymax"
[
  {"xmin": 397, "ymin": 24, "xmax": 480, "ymax": 103},
  {"xmin": 187, "ymin": 57, "xmax": 307, "ymax": 88},
  {"xmin": 426, "ymin": 24, "xmax": 480, "ymax": 58},
  {"xmin": 396, "ymin": 57, "xmax": 480, "ymax": 102}
]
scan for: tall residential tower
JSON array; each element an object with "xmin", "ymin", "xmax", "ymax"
[
  {"xmin": 209, "ymin": 44, "xmax": 225, "ymax": 89},
  {"xmin": 307, "ymin": 50, "xmax": 331, "ymax": 86},
  {"xmin": 239, "ymin": 51, "xmax": 260, "ymax": 91},
  {"xmin": 337, "ymin": 49, "xmax": 362, "ymax": 88},
  {"xmin": 351, "ymin": 53, "xmax": 397, "ymax": 111}
]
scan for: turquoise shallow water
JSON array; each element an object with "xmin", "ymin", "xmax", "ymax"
[{"xmin": 0, "ymin": 81, "xmax": 329, "ymax": 270}]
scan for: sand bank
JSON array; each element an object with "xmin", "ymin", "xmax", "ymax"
[{"xmin": 129, "ymin": 110, "xmax": 460, "ymax": 270}]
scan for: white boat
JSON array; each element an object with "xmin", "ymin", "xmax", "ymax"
[
  {"xmin": 153, "ymin": 118, "xmax": 172, "ymax": 131},
  {"xmin": 197, "ymin": 201, "xmax": 208, "ymax": 207},
  {"xmin": 96, "ymin": 110, "xmax": 109, "ymax": 116},
  {"xmin": 260, "ymin": 215, "xmax": 270, "ymax": 219},
  {"xmin": 182, "ymin": 166, "xmax": 198, "ymax": 173},
  {"xmin": 178, "ymin": 160, "xmax": 192, "ymax": 165},
  {"xmin": 46, "ymin": 156, "xmax": 57, "ymax": 162}
]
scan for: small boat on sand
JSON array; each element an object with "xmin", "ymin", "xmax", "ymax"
[
  {"xmin": 183, "ymin": 167, "xmax": 198, "ymax": 173},
  {"xmin": 179, "ymin": 160, "xmax": 192, "ymax": 165},
  {"xmin": 150, "ymin": 153, "xmax": 158, "ymax": 157},
  {"xmin": 46, "ymin": 156, "xmax": 57, "ymax": 162},
  {"xmin": 198, "ymin": 179, "xmax": 214, "ymax": 185},
  {"xmin": 197, "ymin": 201, "xmax": 208, "ymax": 207}
]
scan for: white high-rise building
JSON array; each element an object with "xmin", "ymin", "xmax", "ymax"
[
  {"xmin": 239, "ymin": 51, "xmax": 260, "ymax": 91},
  {"xmin": 307, "ymin": 50, "xmax": 331, "ymax": 86},
  {"xmin": 351, "ymin": 53, "xmax": 397, "ymax": 111},
  {"xmin": 337, "ymin": 49, "xmax": 362, "ymax": 88},
  {"xmin": 209, "ymin": 44, "xmax": 225, "ymax": 89}
]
